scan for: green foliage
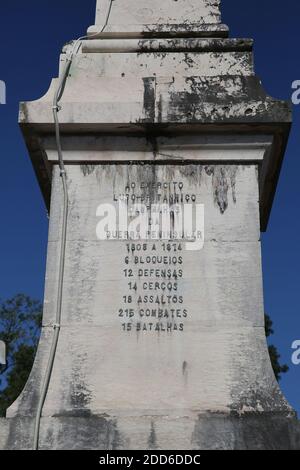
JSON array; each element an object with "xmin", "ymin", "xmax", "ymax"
[
  {"xmin": 0, "ymin": 294, "xmax": 42, "ymax": 416},
  {"xmin": 265, "ymin": 314, "xmax": 289, "ymax": 381}
]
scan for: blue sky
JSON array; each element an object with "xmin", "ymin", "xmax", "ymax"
[{"xmin": 0, "ymin": 1, "xmax": 299, "ymax": 413}]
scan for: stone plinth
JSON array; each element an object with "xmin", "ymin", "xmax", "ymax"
[
  {"xmin": 1, "ymin": 0, "xmax": 299, "ymax": 450},
  {"xmin": 88, "ymin": 0, "xmax": 228, "ymax": 37}
]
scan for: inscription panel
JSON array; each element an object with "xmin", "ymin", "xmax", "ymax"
[{"xmin": 40, "ymin": 162, "xmax": 264, "ymax": 414}]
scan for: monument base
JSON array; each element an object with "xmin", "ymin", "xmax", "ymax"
[{"xmin": 1, "ymin": 412, "xmax": 299, "ymax": 450}]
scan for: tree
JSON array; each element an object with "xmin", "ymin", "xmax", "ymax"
[
  {"xmin": 265, "ymin": 314, "xmax": 289, "ymax": 381},
  {"xmin": 0, "ymin": 294, "xmax": 42, "ymax": 416}
]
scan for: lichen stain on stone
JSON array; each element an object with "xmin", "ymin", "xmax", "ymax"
[
  {"xmin": 160, "ymin": 164, "xmax": 177, "ymax": 183},
  {"xmin": 148, "ymin": 421, "xmax": 158, "ymax": 450},
  {"xmin": 44, "ymin": 426, "xmax": 55, "ymax": 449},
  {"xmin": 80, "ymin": 164, "xmax": 95, "ymax": 177},
  {"xmin": 205, "ymin": 165, "xmax": 238, "ymax": 214},
  {"xmin": 191, "ymin": 413, "xmax": 234, "ymax": 450},
  {"xmin": 230, "ymin": 383, "xmax": 294, "ymax": 417},
  {"xmin": 70, "ymin": 380, "xmax": 92, "ymax": 413},
  {"xmin": 228, "ymin": 166, "xmax": 238, "ymax": 204},
  {"xmin": 67, "ymin": 240, "xmax": 98, "ymax": 324},
  {"xmin": 19, "ymin": 102, "xmax": 29, "ymax": 123},
  {"xmin": 6, "ymin": 389, "xmax": 40, "ymax": 448}
]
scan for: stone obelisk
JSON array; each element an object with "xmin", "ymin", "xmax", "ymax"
[{"xmin": 1, "ymin": 0, "xmax": 299, "ymax": 450}]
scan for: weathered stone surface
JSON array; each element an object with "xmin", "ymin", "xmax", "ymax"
[
  {"xmin": 1, "ymin": 414, "xmax": 300, "ymax": 450},
  {"xmin": 3, "ymin": 160, "xmax": 300, "ymax": 449},
  {"xmin": 19, "ymin": 32, "xmax": 290, "ymax": 230},
  {"xmin": 9, "ymin": 163, "xmax": 265, "ymax": 415},
  {"xmin": 95, "ymin": 0, "xmax": 222, "ymax": 26},
  {"xmin": 1, "ymin": 0, "xmax": 299, "ymax": 451},
  {"xmin": 0, "ymin": 341, "xmax": 5, "ymax": 365}
]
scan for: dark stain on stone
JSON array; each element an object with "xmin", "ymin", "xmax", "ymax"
[
  {"xmin": 19, "ymin": 102, "xmax": 29, "ymax": 123},
  {"xmin": 4, "ymin": 326, "xmax": 46, "ymax": 421},
  {"xmin": 157, "ymin": 95, "xmax": 163, "ymax": 123},
  {"xmin": 142, "ymin": 77, "xmax": 156, "ymax": 123},
  {"xmin": 229, "ymin": 166, "xmax": 238, "ymax": 204},
  {"xmin": 80, "ymin": 164, "xmax": 95, "ymax": 176},
  {"xmin": 170, "ymin": 209, "xmax": 175, "ymax": 232},
  {"xmin": 5, "ymin": 417, "xmax": 36, "ymax": 450},
  {"xmin": 163, "ymin": 76, "xmax": 291, "ymax": 125},
  {"xmin": 142, "ymin": 21, "xmax": 228, "ymax": 39},
  {"xmin": 191, "ymin": 412, "xmax": 235, "ymax": 450},
  {"xmin": 69, "ymin": 351, "xmax": 92, "ymax": 415},
  {"xmin": 183, "ymin": 53, "xmax": 195, "ymax": 68},
  {"xmin": 191, "ymin": 411, "xmax": 300, "ymax": 450},
  {"xmin": 70, "ymin": 380, "xmax": 92, "ymax": 412},
  {"xmin": 230, "ymin": 383, "xmax": 295, "ymax": 418},
  {"xmin": 148, "ymin": 421, "xmax": 158, "ymax": 450},
  {"xmin": 205, "ymin": 165, "xmax": 238, "ymax": 214},
  {"xmin": 179, "ymin": 165, "xmax": 203, "ymax": 186},
  {"xmin": 136, "ymin": 38, "xmax": 252, "ymax": 54},
  {"xmin": 255, "ymin": 165, "xmax": 259, "ymax": 184},
  {"xmin": 107, "ymin": 419, "xmax": 125, "ymax": 450},
  {"xmin": 208, "ymin": 166, "xmax": 229, "ymax": 213},
  {"xmin": 146, "ymin": 135, "xmax": 158, "ymax": 160},
  {"xmin": 51, "ymin": 415, "xmax": 126, "ymax": 450}
]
